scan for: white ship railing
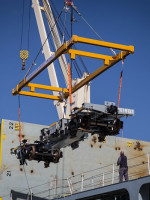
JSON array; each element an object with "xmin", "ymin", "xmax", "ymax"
[{"xmin": 3, "ymin": 152, "xmax": 150, "ymax": 200}]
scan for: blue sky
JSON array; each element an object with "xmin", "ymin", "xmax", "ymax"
[{"xmin": 0, "ymin": 0, "xmax": 150, "ymax": 141}]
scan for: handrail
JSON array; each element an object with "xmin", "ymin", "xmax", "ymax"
[{"xmin": 5, "ymin": 151, "xmax": 150, "ymax": 200}]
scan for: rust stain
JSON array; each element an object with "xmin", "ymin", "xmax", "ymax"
[
  {"xmin": 70, "ymin": 167, "xmax": 75, "ymax": 177},
  {"xmin": 133, "ymin": 171, "xmax": 148, "ymax": 179},
  {"xmin": 20, "ymin": 167, "xmax": 23, "ymax": 172},
  {"xmin": 12, "ymin": 140, "xmax": 14, "ymax": 144},
  {"xmin": 128, "ymin": 151, "xmax": 148, "ymax": 180},
  {"xmin": 71, "ymin": 171, "xmax": 74, "ymax": 176},
  {"xmin": 99, "ymin": 145, "xmax": 102, "ymax": 148},
  {"xmin": 115, "ymin": 147, "xmax": 120, "ymax": 150},
  {"xmin": 90, "ymin": 144, "xmax": 93, "ymax": 148},
  {"xmin": 30, "ymin": 169, "xmax": 34, "ymax": 174},
  {"xmin": 17, "ymin": 134, "xmax": 26, "ymax": 138},
  {"xmin": 134, "ymin": 141, "xmax": 143, "ymax": 151}
]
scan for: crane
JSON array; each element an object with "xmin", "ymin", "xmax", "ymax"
[{"xmin": 11, "ymin": 0, "xmax": 134, "ymax": 168}]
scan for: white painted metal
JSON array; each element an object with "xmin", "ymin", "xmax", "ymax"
[
  {"xmin": 53, "ymin": 179, "xmax": 56, "ymax": 199},
  {"xmin": 91, "ymin": 176, "xmax": 94, "ymax": 189},
  {"xmin": 67, "ymin": 178, "xmax": 72, "ymax": 194},
  {"xmin": 81, "ymin": 173, "xmax": 84, "ymax": 192},
  {"xmin": 32, "ymin": 0, "xmax": 65, "ymax": 119},
  {"xmin": 71, "ymin": 72, "xmax": 90, "ymax": 110},
  {"xmin": 65, "ymin": 73, "xmax": 91, "ymax": 118},
  {"xmin": 30, "ymin": 189, "xmax": 33, "ymax": 200},
  {"xmin": 112, "ymin": 163, "xmax": 115, "ymax": 184},
  {"xmin": 70, "ymin": 178, "xmax": 74, "ymax": 193},
  {"xmin": 42, "ymin": 0, "xmax": 69, "ymax": 88},
  {"xmin": 10, "ymin": 193, "xmax": 13, "ymax": 200},
  {"xmin": 1, "ymin": 119, "xmax": 150, "ymax": 199},
  {"xmin": 102, "ymin": 172, "xmax": 105, "ymax": 186},
  {"xmin": 147, "ymin": 152, "xmax": 150, "ymax": 175}
]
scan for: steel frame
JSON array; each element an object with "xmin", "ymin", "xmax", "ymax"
[
  {"xmin": 12, "ymin": 35, "xmax": 134, "ymax": 100},
  {"xmin": 15, "ymin": 83, "xmax": 69, "ymax": 101}
]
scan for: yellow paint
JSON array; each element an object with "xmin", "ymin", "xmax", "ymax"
[
  {"xmin": 103, "ymin": 138, "xmax": 106, "ymax": 143},
  {"xmin": 127, "ymin": 141, "xmax": 132, "ymax": 147},
  {"xmin": 0, "ymin": 197, "xmax": 2, "ymax": 200},
  {"xmin": 27, "ymin": 83, "xmax": 68, "ymax": 93},
  {"xmin": 15, "ymin": 123, "xmax": 20, "ymax": 130},
  {"xmin": 18, "ymin": 91, "xmax": 62, "ymax": 101},
  {"xmin": 68, "ymin": 49, "xmax": 114, "ymax": 61},
  {"xmin": 13, "ymin": 147, "xmax": 18, "ymax": 151},
  {"xmin": 71, "ymin": 50, "xmax": 130, "ymax": 95},
  {"xmin": 74, "ymin": 35, "xmax": 134, "ymax": 53},
  {"xmin": 0, "ymin": 119, "xmax": 5, "ymax": 173},
  {"xmin": 12, "ymin": 35, "xmax": 134, "ymax": 97},
  {"xmin": 20, "ymin": 50, "xmax": 29, "ymax": 60},
  {"xmin": 12, "ymin": 83, "xmax": 69, "ymax": 100}
]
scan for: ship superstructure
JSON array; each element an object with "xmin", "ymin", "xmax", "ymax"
[{"xmin": 1, "ymin": 119, "xmax": 150, "ymax": 199}]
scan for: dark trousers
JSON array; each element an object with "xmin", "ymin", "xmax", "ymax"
[{"xmin": 119, "ymin": 167, "xmax": 128, "ymax": 182}]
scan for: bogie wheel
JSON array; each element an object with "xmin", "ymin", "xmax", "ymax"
[{"xmin": 53, "ymin": 149, "xmax": 63, "ymax": 163}]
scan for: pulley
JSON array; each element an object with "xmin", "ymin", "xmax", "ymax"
[{"xmin": 65, "ymin": 0, "xmax": 72, "ymax": 6}]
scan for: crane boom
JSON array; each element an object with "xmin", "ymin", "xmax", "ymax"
[
  {"xmin": 42, "ymin": 0, "xmax": 69, "ymax": 87},
  {"xmin": 32, "ymin": 0, "xmax": 65, "ymax": 119}
]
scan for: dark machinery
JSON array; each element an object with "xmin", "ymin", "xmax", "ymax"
[{"xmin": 11, "ymin": 102, "xmax": 134, "ymax": 167}]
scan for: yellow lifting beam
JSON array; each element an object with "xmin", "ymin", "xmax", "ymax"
[
  {"xmin": 12, "ymin": 35, "xmax": 134, "ymax": 101},
  {"xmin": 67, "ymin": 49, "xmax": 114, "ymax": 61},
  {"xmin": 18, "ymin": 91, "xmax": 61, "ymax": 100},
  {"xmin": 73, "ymin": 35, "xmax": 134, "ymax": 52},
  {"xmin": 70, "ymin": 50, "xmax": 131, "ymax": 95},
  {"xmin": 13, "ymin": 83, "xmax": 69, "ymax": 101},
  {"xmin": 27, "ymin": 83, "xmax": 68, "ymax": 93}
]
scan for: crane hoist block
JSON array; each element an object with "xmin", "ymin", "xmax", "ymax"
[{"xmin": 20, "ymin": 50, "xmax": 29, "ymax": 70}]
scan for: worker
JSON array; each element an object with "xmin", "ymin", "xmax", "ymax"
[{"xmin": 117, "ymin": 151, "xmax": 128, "ymax": 182}]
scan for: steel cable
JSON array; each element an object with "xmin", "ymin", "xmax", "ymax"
[
  {"xmin": 20, "ymin": 0, "xmax": 25, "ymax": 50},
  {"xmin": 25, "ymin": 6, "xmax": 65, "ymax": 78},
  {"xmin": 18, "ymin": 95, "xmax": 31, "ymax": 197},
  {"xmin": 71, "ymin": 4, "xmax": 117, "ymax": 56},
  {"xmin": 50, "ymin": 0, "xmax": 89, "ymax": 74},
  {"xmin": 43, "ymin": 0, "xmax": 69, "ymax": 85},
  {"xmin": 27, "ymin": 0, "xmax": 31, "ymax": 51}
]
